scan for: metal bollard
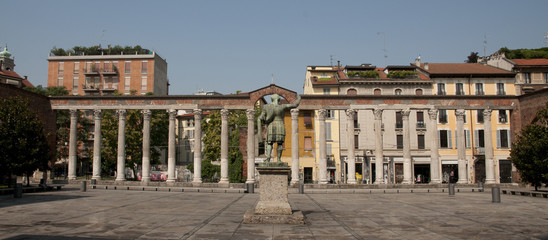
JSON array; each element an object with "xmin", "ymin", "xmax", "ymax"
[
  {"xmin": 81, "ymin": 181, "xmax": 87, "ymax": 192},
  {"xmin": 478, "ymin": 182, "xmax": 484, "ymax": 192},
  {"xmin": 449, "ymin": 183, "xmax": 455, "ymax": 196},
  {"xmin": 492, "ymin": 187, "xmax": 501, "ymax": 203},
  {"xmin": 298, "ymin": 181, "xmax": 304, "ymax": 194},
  {"xmin": 247, "ymin": 183, "xmax": 254, "ymax": 193},
  {"xmin": 14, "ymin": 183, "xmax": 23, "ymax": 198}
]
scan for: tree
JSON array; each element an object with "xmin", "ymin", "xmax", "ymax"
[
  {"xmin": 0, "ymin": 97, "xmax": 50, "ymax": 186},
  {"xmin": 466, "ymin": 52, "xmax": 479, "ymax": 63},
  {"xmin": 510, "ymin": 102, "xmax": 548, "ymax": 190},
  {"xmin": 498, "ymin": 47, "xmax": 548, "ymax": 59},
  {"xmin": 24, "ymin": 85, "xmax": 69, "ymax": 96}
]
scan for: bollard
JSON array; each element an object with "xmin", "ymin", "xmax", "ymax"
[
  {"xmin": 14, "ymin": 183, "xmax": 23, "ymax": 198},
  {"xmin": 298, "ymin": 181, "xmax": 304, "ymax": 194},
  {"xmin": 478, "ymin": 182, "xmax": 484, "ymax": 192},
  {"xmin": 90, "ymin": 179, "xmax": 97, "ymax": 185},
  {"xmin": 492, "ymin": 187, "xmax": 501, "ymax": 203},
  {"xmin": 81, "ymin": 181, "xmax": 87, "ymax": 192},
  {"xmin": 247, "ymin": 183, "xmax": 254, "ymax": 193},
  {"xmin": 449, "ymin": 183, "xmax": 455, "ymax": 196}
]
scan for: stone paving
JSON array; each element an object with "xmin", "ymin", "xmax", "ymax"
[{"xmin": 0, "ymin": 186, "xmax": 547, "ymax": 239}]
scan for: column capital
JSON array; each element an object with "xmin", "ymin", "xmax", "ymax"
[
  {"xmin": 428, "ymin": 108, "xmax": 438, "ymax": 120},
  {"xmin": 374, "ymin": 108, "xmax": 383, "ymax": 120},
  {"xmin": 193, "ymin": 109, "xmax": 202, "ymax": 120},
  {"xmin": 93, "ymin": 109, "xmax": 102, "ymax": 120},
  {"xmin": 246, "ymin": 109, "xmax": 255, "ymax": 120},
  {"xmin": 70, "ymin": 109, "xmax": 78, "ymax": 118},
  {"xmin": 483, "ymin": 108, "xmax": 492, "ymax": 118},
  {"xmin": 455, "ymin": 109, "xmax": 466, "ymax": 120},
  {"xmin": 142, "ymin": 109, "xmax": 152, "ymax": 120},
  {"xmin": 220, "ymin": 109, "xmax": 229, "ymax": 118},
  {"xmin": 290, "ymin": 108, "xmax": 299, "ymax": 119},
  {"xmin": 318, "ymin": 109, "xmax": 327, "ymax": 120},
  {"xmin": 346, "ymin": 109, "xmax": 357, "ymax": 119},
  {"xmin": 117, "ymin": 109, "xmax": 127, "ymax": 118},
  {"xmin": 169, "ymin": 109, "xmax": 177, "ymax": 120},
  {"xmin": 401, "ymin": 109, "xmax": 411, "ymax": 119}
]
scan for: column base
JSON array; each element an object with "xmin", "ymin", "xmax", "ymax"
[
  {"xmin": 141, "ymin": 177, "xmax": 150, "ymax": 184},
  {"xmin": 92, "ymin": 176, "xmax": 101, "ymax": 180},
  {"xmin": 115, "ymin": 178, "xmax": 126, "ymax": 182},
  {"xmin": 401, "ymin": 180, "xmax": 412, "ymax": 184},
  {"xmin": 347, "ymin": 179, "xmax": 357, "ymax": 184},
  {"xmin": 374, "ymin": 178, "xmax": 385, "ymax": 184},
  {"xmin": 457, "ymin": 180, "xmax": 468, "ymax": 184},
  {"xmin": 430, "ymin": 179, "xmax": 441, "ymax": 184},
  {"xmin": 166, "ymin": 179, "xmax": 176, "ymax": 183},
  {"xmin": 218, "ymin": 179, "xmax": 229, "ymax": 184},
  {"xmin": 485, "ymin": 179, "xmax": 496, "ymax": 184},
  {"xmin": 68, "ymin": 176, "xmax": 77, "ymax": 180},
  {"xmin": 319, "ymin": 180, "xmax": 328, "ymax": 184}
]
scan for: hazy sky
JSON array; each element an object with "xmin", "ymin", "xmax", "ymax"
[{"xmin": 3, "ymin": 0, "xmax": 547, "ymax": 94}]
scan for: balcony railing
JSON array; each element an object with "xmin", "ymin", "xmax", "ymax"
[
  {"xmin": 84, "ymin": 66, "xmax": 118, "ymax": 75},
  {"xmin": 395, "ymin": 122, "xmax": 403, "ymax": 129},
  {"xmin": 416, "ymin": 121, "xmax": 426, "ymax": 129}
]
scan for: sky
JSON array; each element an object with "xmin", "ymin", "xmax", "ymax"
[{"xmin": 3, "ymin": 0, "xmax": 548, "ymax": 95}]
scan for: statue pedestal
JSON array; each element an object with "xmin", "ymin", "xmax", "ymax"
[{"xmin": 243, "ymin": 166, "xmax": 304, "ymax": 224}]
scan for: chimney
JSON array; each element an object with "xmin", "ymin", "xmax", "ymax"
[
  {"xmin": 415, "ymin": 56, "xmax": 421, "ymax": 67},
  {"xmin": 424, "ymin": 63, "xmax": 429, "ymax": 71}
]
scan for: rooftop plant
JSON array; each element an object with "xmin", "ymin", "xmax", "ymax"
[
  {"xmin": 50, "ymin": 45, "xmax": 151, "ymax": 56},
  {"xmin": 387, "ymin": 70, "xmax": 418, "ymax": 79},
  {"xmin": 346, "ymin": 71, "xmax": 379, "ymax": 78}
]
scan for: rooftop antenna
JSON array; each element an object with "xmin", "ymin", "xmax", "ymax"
[
  {"xmin": 544, "ymin": 32, "xmax": 548, "ymax": 47},
  {"xmin": 330, "ymin": 55, "xmax": 334, "ymax": 66},
  {"xmin": 483, "ymin": 34, "xmax": 488, "ymax": 57},
  {"xmin": 271, "ymin": 74, "xmax": 274, "ymax": 84},
  {"xmin": 377, "ymin": 32, "xmax": 387, "ymax": 66}
]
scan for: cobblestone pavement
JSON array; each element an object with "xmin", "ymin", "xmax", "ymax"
[{"xmin": 0, "ymin": 186, "xmax": 547, "ymax": 239}]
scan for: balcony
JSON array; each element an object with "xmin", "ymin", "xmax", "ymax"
[
  {"xmin": 416, "ymin": 121, "xmax": 426, "ymax": 129},
  {"xmin": 395, "ymin": 122, "xmax": 403, "ymax": 129},
  {"xmin": 84, "ymin": 65, "xmax": 118, "ymax": 75}
]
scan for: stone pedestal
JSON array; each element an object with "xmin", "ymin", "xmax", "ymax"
[{"xmin": 243, "ymin": 166, "xmax": 304, "ymax": 224}]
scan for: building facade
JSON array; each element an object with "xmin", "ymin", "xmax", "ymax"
[{"xmin": 47, "ymin": 51, "xmax": 168, "ymax": 96}]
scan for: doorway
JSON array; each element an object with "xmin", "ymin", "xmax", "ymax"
[
  {"xmin": 499, "ymin": 160, "xmax": 512, "ymax": 183},
  {"xmin": 414, "ymin": 164, "xmax": 430, "ymax": 184},
  {"xmin": 304, "ymin": 167, "xmax": 313, "ymax": 184},
  {"xmin": 474, "ymin": 158, "xmax": 485, "ymax": 183}
]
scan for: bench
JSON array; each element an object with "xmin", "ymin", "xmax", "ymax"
[{"xmin": 41, "ymin": 179, "xmax": 68, "ymax": 191}]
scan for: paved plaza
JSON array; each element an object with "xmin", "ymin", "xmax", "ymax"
[{"xmin": 0, "ymin": 186, "xmax": 547, "ymax": 240}]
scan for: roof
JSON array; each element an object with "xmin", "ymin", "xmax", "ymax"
[
  {"xmin": 511, "ymin": 59, "xmax": 548, "ymax": 66},
  {"xmin": 0, "ymin": 69, "xmax": 23, "ymax": 79},
  {"xmin": 417, "ymin": 63, "xmax": 514, "ymax": 76}
]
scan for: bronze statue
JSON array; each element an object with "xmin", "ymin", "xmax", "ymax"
[{"xmin": 258, "ymin": 94, "xmax": 301, "ymax": 163}]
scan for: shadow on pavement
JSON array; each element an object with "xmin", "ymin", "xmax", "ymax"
[
  {"xmin": 5, "ymin": 235, "xmax": 111, "ymax": 240},
  {"xmin": 0, "ymin": 192, "xmax": 88, "ymax": 209}
]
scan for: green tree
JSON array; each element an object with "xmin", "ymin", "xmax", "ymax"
[
  {"xmin": 510, "ymin": 102, "xmax": 548, "ymax": 190},
  {"xmin": 466, "ymin": 52, "xmax": 479, "ymax": 63},
  {"xmin": 0, "ymin": 97, "xmax": 50, "ymax": 186},
  {"xmin": 499, "ymin": 47, "xmax": 548, "ymax": 59}
]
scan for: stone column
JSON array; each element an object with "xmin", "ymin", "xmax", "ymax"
[
  {"xmin": 318, "ymin": 109, "xmax": 328, "ymax": 184},
  {"xmin": 402, "ymin": 109, "xmax": 412, "ymax": 184},
  {"xmin": 219, "ymin": 109, "xmax": 229, "ymax": 184},
  {"xmin": 246, "ymin": 109, "xmax": 256, "ymax": 184},
  {"xmin": 167, "ymin": 109, "xmax": 177, "ymax": 183},
  {"xmin": 456, "ymin": 109, "xmax": 468, "ymax": 184},
  {"xmin": 68, "ymin": 109, "xmax": 78, "ymax": 180},
  {"xmin": 290, "ymin": 109, "xmax": 300, "ymax": 185},
  {"xmin": 192, "ymin": 109, "xmax": 203, "ymax": 184},
  {"xmin": 92, "ymin": 109, "xmax": 102, "ymax": 180},
  {"xmin": 484, "ymin": 109, "xmax": 496, "ymax": 184},
  {"xmin": 346, "ymin": 109, "xmax": 357, "ymax": 184},
  {"xmin": 428, "ymin": 108, "xmax": 441, "ymax": 183},
  {"xmin": 141, "ymin": 110, "xmax": 152, "ymax": 183},
  {"xmin": 115, "ymin": 109, "xmax": 127, "ymax": 181},
  {"xmin": 374, "ymin": 108, "xmax": 384, "ymax": 184}
]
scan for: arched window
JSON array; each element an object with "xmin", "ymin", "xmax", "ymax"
[
  {"xmin": 347, "ymin": 89, "xmax": 357, "ymax": 95},
  {"xmin": 415, "ymin": 89, "xmax": 423, "ymax": 95},
  {"xmin": 395, "ymin": 89, "xmax": 402, "ymax": 95},
  {"xmin": 374, "ymin": 89, "xmax": 381, "ymax": 95}
]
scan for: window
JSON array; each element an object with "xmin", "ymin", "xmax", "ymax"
[
  {"xmin": 475, "ymin": 83, "xmax": 484, "ymax": 95},
  {"xmin": 523, "ymin": 73, "xmax": 531, "ymax": 84},
  {"xmin": 415, "ymin": 89, "xmax": 423, "ymax": 95},
  {"xmin": 72, "ymin": 77, "xmax": 79, "ymax": 92},
  {"xmin": 93, "ymin": 77, "xmax": 100, "ymax": 87},
  {"xmin": 347, "ymin": 89, "xmax": 357, "ymax": 95},
  {"xmin": 326, "ymin": 110, "xmax": 335, "ymax": 119},
  {"xmin": 326, "ymin": 122, "xmax": 332, "ymax": 141},
  {"xmin": 545, "ymin": 73, "xmax": 548, "ymax": 83},
  {"xmin": 113, "ymin": 61, "xmax": 119, "ymax": 72},
  {"xmin": 104, "ymin": 77, "xmax": 111, "ymax": 89},
  {"xmin": 124, "ymin": 61, "xmax": 131, "ymax": 74},
  {"xmin": 477, "ymin": 110, "xmax": 484, "ymax": 123},
  {"xmin": 141, "ymin": 76, "xmax": 148, "ymax": 91},
  {"xmin": 497, "ymin": 129, "xmax": 510, "ymax": 148},
  {"xmin": 439, "ymin": 110, "xmax": 448, "ymax": 124},
  {"xmin": 439, "ymin": 130, "xmax": 452, "ymax": 148},
  {"xmin": 94, "ymin": 61, "xmax": 100, "ymax": 72},
  {"xmin": 417, "ymin": 135, "xmax": 425, "ymax": 149},
  {"xmin": 496, "ymin": 83, "xmax": 505, "ymax": 95},
  {"xmin": 304, "ymin": 111, "xmax": 312, "ymax": 128},
  {"xmin": 395, "ymin": 89, "xmax": 402, "ymax": 95},
  {"xmin": 304, "ymin": 137, "xmax": 313, "ymax": 150},
  {"xmin": 417, "ymin": 111, "xmax": 425, "ymax": 128},
  {"xmin": 327, "ymin": 143, "xmax": 333, "ymax": 156},
  {"xmin": 141, "ymin": 61, "xmax": 148, "ymax": 74},
  {"xmin": 112, "ymin": 77, "xmax": 119, "ymax": 90},
  {"xmin": 437, "ymin": 83, "xmax": 446, "ymax": 95},
  {"xmin": 353, "ymin": 114, "xmax": 359, "ymax": 129},
  {"xmin": 124, "ymin": 76, "xmax": 131, "ymax": 91},
  {"xmin": 396, "ymin": 111, "xmax": 403, "ymax": 128},
  {"xmin": 323, "ymin": 88, "xmax": 330, "ymax": 95},
  {"xmin": 57, "ymin": 77, "xmax": 63, "ymax": 87},
  {"xmin": 86, "ymin": 62, "xmax": 92, "ymax": 73},
  {"xmin": 396, "ymin": 135, "xmax": 403, "ymax": 149},
  {"xmin": 475, "ymin": 130, "xmax": 485, "ymax": 148},
  {"xmin": 354, "ymin": 135, "xmax": 359, "ymax": 149},
  {"xmin": 58, "ymin": 62, "xmax": 64, "ymax": 75},
  {"xmin": 456, "ymin": 83, "xmax": 464, "ymax": 95},
  {"xmin": 73, "ymin": 62, "xmax": 79, "ymax": 74},
  {"xmin": 374, "ymin": 89, "xmax": 381, "ymax": 95},
  {"xmin": 498, "ymin": 110, "xmax": 507, "ymax": 123}
]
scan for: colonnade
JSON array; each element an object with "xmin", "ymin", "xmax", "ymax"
[{"xmin": 65, "ymin": 106, "xmax": 497, "ymax": 185}]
